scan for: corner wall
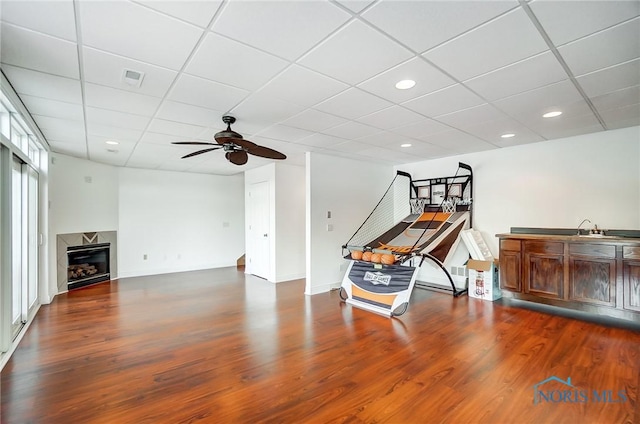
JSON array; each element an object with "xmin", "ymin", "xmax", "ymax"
[
  {"xmin": 117, "ymin": 168, "xmax": 244, "ymax": 278},
  {"xmin": 397, "ymin": 126, "xmax": 640, "ymax": 257},
  {"xmin": 306, "ymin": 152, "xmax": 393, "ymax": 294}
]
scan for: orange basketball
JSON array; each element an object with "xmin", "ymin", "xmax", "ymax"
[
  {"xmin": 381, "ymin": 254, "xmax": 396, "ymax": 265},
  {"xmin": 351, "ymin": 250, "xmax": 363, "ymax": 260},
  {"xmin": 362, "ymin": 251, "xmax": 373, "ymax": 262},
  {"xmin": 370, "ymin": 253, "xmax": 382, "ymax": 263}
]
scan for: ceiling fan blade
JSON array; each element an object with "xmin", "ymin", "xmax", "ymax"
[
  {"xmin": 247, "ymin": 145, "xmax": 287, "ymax": 160},
  {"xmin": 226, "ymin": 150, "xmax": 248, "ymax": 165},
  {"xmin": 181, "ymin": 147, "xmax": 221, "ymax": 159},
  {"xmin": 216, "ymin": 137, "xmax": 257, "ymax": 149},
  {"xmin": 172, "ymin": 141, "xmax": 218, "ymax": 146}
]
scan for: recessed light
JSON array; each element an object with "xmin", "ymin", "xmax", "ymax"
[
  {"xmin": 105, "ymin": 140, "xmax": 119, "ymax": 145},
  {"xmin": 501, "ymin": 133, "xmax": 515, "ymax": 138},
  {"xmin": 395, "ymin": 80, "xmax": 416, "ymax": 90},
  {"xmin": 543, "ymin": 111, "xmax": 562, "ymax": 118},
  {"xmin": 400, "ymin": 143, "xmax": 412, "ymax": 147},
  {"xmin": 106, "ymin": 149, "xmax": 119, "ymax": 153}
]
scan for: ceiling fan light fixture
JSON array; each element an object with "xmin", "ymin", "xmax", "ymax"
[{"xmin": 395, "ymin": 79, "xmax": 416, "ymax": 90}]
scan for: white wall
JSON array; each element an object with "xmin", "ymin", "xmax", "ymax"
[
  {"xmin": 397, "ymin": 126, "xmax": 640, "ymax": 257},
  {"xmin": 47, "ymin": 154, "xmax": 119, "ymax": 297},
  {"xmin": 306, "ymin": 152, "xmax": 394, "ymax": 294},
  {"xmin": 118, "ymin": 168, "xmax": 244, "ymax": 278},
  {"xmin": 275, "ymin": 163, "xmax": 305, "ymax": 282}
]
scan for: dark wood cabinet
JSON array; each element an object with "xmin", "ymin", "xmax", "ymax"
[
  {"xmin": 523, "ymin": 241, "xmax": 564, "ymax": 299},
  {"xmin": 497, "ymin": 233, "xmax": 640, "ymax": 323}
]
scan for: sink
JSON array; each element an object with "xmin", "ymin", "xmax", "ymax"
[{"xmin": 577, "ymin": 234, "xmax": 617, "ymax": 239}]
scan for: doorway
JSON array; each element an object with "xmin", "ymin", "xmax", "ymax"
[{"xmin": 248, "ymin": 181, "xmax": 270, "ymax": 280}]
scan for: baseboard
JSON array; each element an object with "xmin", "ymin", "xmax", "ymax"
[{"xmin": 305, "ymin": 281, "xmax": 341, "ymax": 295}]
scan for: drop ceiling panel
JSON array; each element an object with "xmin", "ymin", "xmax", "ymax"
[
  {"xmin": 281, "ymin": 109, "xmax": 348, "ymax": 132},
  {"xmin": 403, "ymin": 84, "xmax": 485, "ymax": 118},
  {"xmin": 138, "ymin": 131, "xmax": 188, "ymax": 146},
  {"xmin": 155, "ymin": 101, "xmax": 222, "ymax": 128},
  {"xmin": 147, "ymin": 118, "xmax": 208, "ymax": 139},
  {"xmin": 492, "ymin": 80, "xmax": 585, "ymax": 121},
  {"xmin": 530, "ymin": 0, "xmax": 640, "ymax": 46},
  {"xmin": 229, "ymin": 92, "xmax": 306, "ymax": 125},
  {"xmin": 558, "ymin": 18, "xmax": 640, "ymax": 76},
  {"xmin": 464, "ymin": 52, "xmax": 568, "ymax": 102},
  {"xmin": 314, "ymin": 88, "xmax": 393, "ymax": 120},
  {"xmin": 256, "ymin": 125, "xmax": 314, "ymax": 143},
  {"xmin": 436, "ymin": 104, "xmax": 510, "ymax": 132},
  {"xmin": 49, "ymin": 140, "xmax": 87, "ymax": 157},
  {"xmin": 322, "ymin": 121, "xmax": 381, "ymax": 139},
  {"xmin": 392, "ymin": 118, "xmax": 452, "ymax": 139},
  {"xmin": 0, "ymin": 65, "xmax": 82, "ymax": 104},
  {"xmin": 461, "ymin": 117, "xmax": 545, "ymax": 147},
  {"xmin": 85, "ymin": 83, "xmax": 162, "ymax": 116},
  {"xmin": 600, "ymin": 104, "xmax": 640, "ymax": 129},
  {"xmin": 357, "ymin": 57, "xmax": 455, "ymax": 103},
  {"xmin": 82, "ymin": 47, "xmax": 177, "ymax": 98},
  {"xmin": 299, "ymin": 20, "xmax": 413, "ymax": 85},
  {"xmin": 405, "ymin": 140, "xmax": 457, "ymax": 159},
  {"xmin": 185, "ymin": 33, "xmax": 289, "ymax": 91},
  {"xmin": 257, "ymin": 65, "xmax": 349, "ymax": 107},
  {"xmin": 529, "ymin": 113, "xmax": 604, "ymax": 140},
  {"xmin": 212, "ymin": 0, "xmax": 351, "ymax": 60},
  {"xmin": 296, "ymin": 133, "xmax": 347, "ymax": 148},
  {"xmin": 336, "ymin": 0, "xmax": 375, "ymax": 14},
  {"xmin": 0, "ymin": 0, "xmax": 77, "ymax": 41},
  {"xmin": 134, "ymin": 0, "xmax": 223, "ymax": 28},
  {"xmin": 168, "ymin": 74, "xmax": 249, "ymax": 111},
  {"xmin": 20, "ymin": 95, "xmax": 84, "ymax": 122},
  {"xmin": 0, "ymin": 23, "xmax": 79, "ymax": 78},
  {"xmin": 423, "ymin": 8, "xmax": 548, "ymax": 81},
  {"xmin": 325, "ymin": 140, "xmax": 371, "ymax": 153},
  {"xmin": 357, "ymin": 106, "xmax": 424, "ymax": 130},
  {"xmin": 79, "ymin": 1, "xmax": 203, "ymax": 70},
  {"xmin": 355, "ymin": 131, "xmax": 417, "ymax": 149},
  {"xmin": 85, "ymin": 107, "xmax": 151, "ymax": 131},
  {"xmin": 35, "ymin": 115, "xmax": 86, "ymax": 144},
  {"xmin": 86, "ymin": 123, "xmax": 143, "ymax": 142},
  {"xmin": 590, "ymin": 86, "xmax": 640, "ymax": 113},
  {"xmin": 421, "ymin": 129, "xmax": 497, "ymax": 153},
  {"xmin": 362, "ymin": 0, "xmax": 517, "ymax": 53},
  {"xmin": 577, "ymin": 59, "xmax": 640, "ymax": 98}
]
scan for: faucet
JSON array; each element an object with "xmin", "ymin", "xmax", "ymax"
[{"xmin": 577, "ymin": 219, "xmax": 591, "ymax": 235}]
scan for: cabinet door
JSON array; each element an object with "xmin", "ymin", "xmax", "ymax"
[
  {"xmin": 524, "ymin": 241, "xmax": 564, "ymax": 299},
  {"xmin": 623, "ymin": 261, "xmax": 640, "ymax": 312},
  {"xmin": 569, "ymin": 257, "xmax": 616, "ymax": 307},
  {"xmin": 500, "ymin": 250, "xmax": 521, "ymax": 292}
]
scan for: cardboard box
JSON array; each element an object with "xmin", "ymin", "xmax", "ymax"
[{"xmin": 467, "ymin": 259, "xmax": 501, "ymax": 301}]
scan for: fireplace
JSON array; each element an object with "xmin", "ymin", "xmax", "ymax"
[{"xmin": 67, "ymin": 243, "xmax": 110, "ymax": 290}]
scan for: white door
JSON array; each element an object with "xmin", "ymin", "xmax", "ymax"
[{"xmin": 248, "ymin": 181, "xmax": 270, "ymax": 279}]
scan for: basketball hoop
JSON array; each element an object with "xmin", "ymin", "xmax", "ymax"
[
  {"xmin": 410, "ymin": 198, "xmax": 428, "ymax": 214},
  {"xmin": 441, "ymin": 198, "xmax": 458, "ymax": 213}
]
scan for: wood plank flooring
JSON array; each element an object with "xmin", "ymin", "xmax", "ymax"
[{"xmin": 2, "ymin": 267, "xmax": 639, "ymax": 423}]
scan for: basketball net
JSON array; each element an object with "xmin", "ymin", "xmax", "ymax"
[
  {"xmin": 410, "ymin": 198, "xmax": 428, "ymax": 214},
  {"xmin": 441, "ymin": 198, "xmax": 458, "ymax": 213}
]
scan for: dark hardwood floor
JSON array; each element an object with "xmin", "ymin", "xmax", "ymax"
[{"xmin": 2, "ymin": 267, "xmax": 639, "ymax": 423}]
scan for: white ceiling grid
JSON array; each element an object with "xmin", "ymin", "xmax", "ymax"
[{"xmin": 0, "ymin": 0, "xmax": 638, "ymax": 175}]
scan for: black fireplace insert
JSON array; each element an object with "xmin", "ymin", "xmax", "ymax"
[{"xmin": 67, "ymin": 243, "xmax": 110, "ymax": 290}]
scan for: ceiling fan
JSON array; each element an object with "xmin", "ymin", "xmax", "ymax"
[{"xmin": 172, "ymin": 116, "xmax": 287, "ymax": 165}]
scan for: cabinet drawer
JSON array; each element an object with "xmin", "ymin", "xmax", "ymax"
[
  {"xmin": 524, "ymin": 241, "xmax": 563, "ymax": 255},
  {"xmin": 569, "ymin": 243, "xmax": 616, "ymax": 258},
  {"xmin": 623, "ymin": 246, "xmax": 640, "ymax": 260},
  {"xmin": 500, "ymin": 239, "xmax": 521, "ymax": 252}
]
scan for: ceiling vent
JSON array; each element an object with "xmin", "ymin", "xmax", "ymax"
[{"xmin": 121, "ymin": 69, "xmax": 145, "ymax": 88}]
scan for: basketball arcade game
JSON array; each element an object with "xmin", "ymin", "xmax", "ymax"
[{"xmin": 339, "ymin": 163, "xmax": 473, "ymax": 317}]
